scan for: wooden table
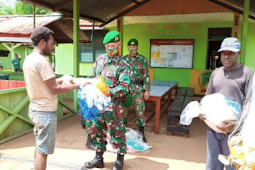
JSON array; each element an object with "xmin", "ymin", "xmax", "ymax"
[{"xmin": 147, "ymin": 81, "xmax": 178, "ymax": 134}]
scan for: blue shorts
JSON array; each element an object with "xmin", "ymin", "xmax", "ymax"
[{"xmin": 28, "ymin": 108, "xmax": 57, "ymax": 155}]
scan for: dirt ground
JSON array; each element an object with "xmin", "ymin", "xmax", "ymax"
[{"xmin": 0, "ymin": 109, "xmax": 207, "ymax": 170}]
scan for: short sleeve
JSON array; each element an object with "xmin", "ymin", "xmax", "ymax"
[{"xmin": 36, "ymin": 59, "xmax": 55, "ymax": 81}]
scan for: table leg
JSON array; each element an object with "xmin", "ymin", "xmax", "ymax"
[
  {"xmin": 167, "ymin": 90, "xmax": 172, "ymax": 109},
  {"xmin": 174, "ymin": 85, "xmax": 179, "ymax": 97},
  {"xmin": 154, "ymin": 98, "xmax": 161, "ymax": 134}
]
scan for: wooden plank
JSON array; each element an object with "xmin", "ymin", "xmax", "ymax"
[
  {"xmin": 0, "ymin": 102, "xmax": 31, "ymax": 125},
  {"xmin": 57, "ymin": 95, "xmax": 64, "ymax": 118},
  {"xmin": 240, "ymin": 0, "xmax": 250, "ymax": 63},
  {"xmin": 58, "ymin": 99, "xmax": 76, "ymax": 114},
  {"xmin": 13, "ymin": 96, "xmax": 29, "ymax": 113},
  {"xmin": 0, "ymin": 83, "xmax": 77, "ymax": 143},
  {"xmin": 232, "ymin": 12, "xmax": 240, "ymax": 38},
  {"xmin": 168, "ymin": 95, "xmax": 184, "ymax": 112},
  {"xmin": 1, "ymin": 80, "xmax": 9, "ymax": 90},
  {"xmin": 73, "ymin": 0, "xmax": 80, "ymax": 112},
  {"xmin": 0, "ymin": 115, "xmax": 16, "ymax": 135},
  {"xmin": 0, "ymin": 87, "xmax": 26, "ymax": 95},
  {"xmin": 186, "ymin": 88, "xmax": 194, "ymax": 97},
  {"xmin": 0, "ymin": 128, "xmax": 33, "ymax": 144},
  {"xmin": 182, "ymin": 96, "xmax": 193, "ymax": 110},
  {"xmin": 178, "ymin": 87, "xmax": 187, "ymax": 96},
  {"xmin": 58, "ymin": 112, "xmax": 77, "ymax": 121}
]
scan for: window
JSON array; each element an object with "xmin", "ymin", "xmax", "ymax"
[{"xmin": 80, "ymin": 30, "xmax": 108, "ymax": 63}]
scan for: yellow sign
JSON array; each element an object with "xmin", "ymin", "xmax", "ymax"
[{"xmin": 190, "ymin": 69, "xmax": 212, "ymax": 95}]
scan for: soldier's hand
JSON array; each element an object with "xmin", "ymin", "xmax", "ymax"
[
  {"xmin": 217, "ymin": 119, "xmax": 237, "ymax": 133},
  {"xmin": 144, "ymin": 91, "xmax": 150, "ymax": 100}
]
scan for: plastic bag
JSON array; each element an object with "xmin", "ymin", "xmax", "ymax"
[
  {"xmin": 58, "ymin": 74, "xmax": 93, "ymax": 85},
  {"xmin": 106, "ymin": 128, "xmax": 152, "ymax": 153},
  {"xmin": 78, "ymin": 77, "xmax": 111, "ymax": 120},
  {"xmin": 179, "ymin": 101, "xmax": 200, "ymax": 125},
  {"xmin": 179, "ymin": 93, "xmax": 241, "ymax": 133}
]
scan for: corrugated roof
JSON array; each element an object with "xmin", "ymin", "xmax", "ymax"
[
  {"xmin": 0, "ymin": 37, "xmax": 31, "ymax": 43},
  {"xmin": 0, "ymin": 14, "xmax": 62, "ymax": 34},
  {"xmin": 0, "ymin": 14, "xmax": 90, "ymax": 43},
  {"xmin": 209, "ymin": 0, "xmax": 255, "ymax": 20},
  {"xmin": 21, "ymin": 0, "xmax": 150, "ymax": 26},
  {"xmin": 47, "ymin": 19, "xmax": 90, "ymax": 43}
]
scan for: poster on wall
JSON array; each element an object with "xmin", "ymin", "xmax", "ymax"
[{"xmin": 150, "ymin": 39, "xmax": 194, "ymax": 68}]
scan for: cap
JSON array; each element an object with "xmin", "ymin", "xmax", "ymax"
[
  {"xmin": 127, "ymin": 38, "xmax": 138, "ymax": 46},
  {"xmin": 218, "ymin": 37, "xmax": 241, "ymax": 52},
  {"xmin": 103, "ymin": 31, "xmax": 120, "ymax": 44}
]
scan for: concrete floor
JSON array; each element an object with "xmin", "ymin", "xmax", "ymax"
[{"xmin": 0, "ymin": 110, "xmax": 208, "ymax": 170}]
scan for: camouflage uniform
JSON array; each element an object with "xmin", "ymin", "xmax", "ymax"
[
  {"xmin": 123, "ymin": 53, "xmax": 150, "ymax": 127},
  {"xmin": 86, "ymin": 53, "xmax": 130, "ymax": 155}
]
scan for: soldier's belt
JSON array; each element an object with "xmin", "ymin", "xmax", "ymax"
[{"xmin": 132, "ymin": 80, "xmax": 143, "ymax": 85}]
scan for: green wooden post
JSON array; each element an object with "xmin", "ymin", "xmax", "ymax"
[
  {"xmin": 117, "ymin": 17, "xmax": 124, "ymax": 56},
  {"xmin": 241, "ymin": 0, "xmax": 250, "ymax": 64},
  {"xmin": 49, "ymin": 55, "xmax": 53, "ymax": 64},
  {"xmin": 73, "ymin": 0, "xmax": 80, "ymax": 112}
]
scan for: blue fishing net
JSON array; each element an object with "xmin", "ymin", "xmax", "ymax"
[{"xmin": 77, "ymin": 87, "xmax": 110, "ymax": 120}]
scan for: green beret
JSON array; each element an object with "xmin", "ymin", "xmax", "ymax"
[
  {"xmin": 103, "ymin": 31, "xmax": 120, "ymax": 44},
  {"xmin": 127, "ymin": 38, "xmax": 138, "ymax": 46}
]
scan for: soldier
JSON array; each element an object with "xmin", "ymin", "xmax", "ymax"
[
  {"xmin": 123, "ymin": 38, "xmax": 150, "ymax": 142},
  {"xmin": 84, "ymin": 31, "xmax": 130, "ymax": 170},
  {"xmin": 81, "ymin": 119, "xmax": 95, "ymax": 149}
]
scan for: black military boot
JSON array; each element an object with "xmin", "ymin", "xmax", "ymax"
[
  {"xmin": 112, "ymin": 154, "xmax": 124, "ymax": 170},
  {"xmin": 139, "ymin": 126, "xmax": 147, "ymax": 143},
  {"xmin": 85, "ymin": 152, "xmax": 104, "ymax": 168},
  {"xmin": 86, "ymin": 134, "xmax": 95, "ymax": 150},
  {"xmin": 80, "ymin": 119, "xmax": 86, "ymax": 129}
]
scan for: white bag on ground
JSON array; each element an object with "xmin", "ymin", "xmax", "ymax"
[
  {"xmin": 106, "ymin": 128, "xmax": 152, "ymax": 153},
  {"xmin": 179, "ymin": 93, "xmax": 241, "ymax": 133}
]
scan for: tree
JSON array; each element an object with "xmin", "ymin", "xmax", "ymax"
[
  {"xmin": 0, "ymin": 0, "xmax": 51, "ymax": 15},
  {"xmin": 15, "ymin": 1, "xmax": 51, "ymax": 15},
  {"xmin": 0, "ymin": 2, "xmax": 15, "ymax": 15}
]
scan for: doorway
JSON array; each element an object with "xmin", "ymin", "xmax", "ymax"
[{"xmin": 206, "ymin": 28, "xmax": 232, "ymax": 69}]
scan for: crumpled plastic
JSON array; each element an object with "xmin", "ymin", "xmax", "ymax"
[
  {"xmin": 58, "ymin": 74, "xmax": 89, "ymax": 85},
  {"xmin": 179, "ymin": 93, "xmax": 241, "ymax": 133},
  {"xmin": 106, "ymin": 128, "xmax": 152, "ymax": 153},
  {"xmin": 77, "ymin": 77, "xmax": 111, "ymax": 120}
]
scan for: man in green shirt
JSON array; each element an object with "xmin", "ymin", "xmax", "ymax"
[{"xmin": 12, "ymin": 54, "xmax": 21, "ymax": 72}]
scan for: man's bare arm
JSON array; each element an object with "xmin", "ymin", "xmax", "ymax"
[{"xmin": 44, "ymin": 77, "xmax": 80, "ymax": 94}]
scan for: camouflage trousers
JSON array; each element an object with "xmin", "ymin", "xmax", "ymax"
[
  {"xmin": 124, "ymin": 92, "xmax": 146, "ymax": 127},
  {"xmin": 85, "ymin": 103, "xmax": 127, "ymax": 154}
]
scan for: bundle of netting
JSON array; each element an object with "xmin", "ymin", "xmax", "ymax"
[
  {"xmin": 179, "ymin": 93, "xmax": 241, "ymax": 133},
  {"xmin": 218, "ymin": 75, "xmax": 255, "ymax": 170},
  {"xmin": 78, "ymin": 76, "xmax": 111, "ymax": 120},
  {"xmin": 106, "ymin": 128, "xmax": 152, "ymax": 153}
]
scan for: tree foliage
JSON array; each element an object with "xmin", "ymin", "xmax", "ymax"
[
  {"xmin": 15, "ymin": 2, "xmax": 51, "ymax": 15},
  {"xmin": 0, "ymin": 1, "xmax": 51, "ymax": 15},
  {"xmin": 0, "ymin": 2, "xmax": 15, "ymax": 15}
]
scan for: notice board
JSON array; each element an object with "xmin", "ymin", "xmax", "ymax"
[{"xmin": 150, "ymin": 39, "xmax": 194, "ymax": 68}]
